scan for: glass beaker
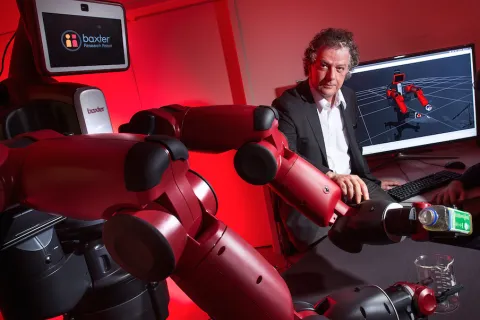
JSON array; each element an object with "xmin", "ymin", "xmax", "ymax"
[{"xmin": 414, "ymin": 254, "xmax": 459, "ymax": 313}]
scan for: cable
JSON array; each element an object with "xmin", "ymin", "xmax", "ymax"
[
  {"xmin": 396, "ymin": 161, "xmax": 410, "ymax": 182},
  {"xmin": 128, "ymin": 57, "xmax": 144, "ymax": 110},
  {"xmin": 254, "ymin": 245, "xmax": 273, "ymax": 249},
  {"xmin": 370, "ymin": 160, "xmax": 390, "ymax": 172},
  {"xmin": 409, "ymin": 159, "xmax": 431, "ymax": 178},
  {"xmin": 415, "ymin": 159, "xmax": 445, "ymax": 168},
  {"xmin": 0, "ymin": 32, "xmax": 16, "ymax": 78}
]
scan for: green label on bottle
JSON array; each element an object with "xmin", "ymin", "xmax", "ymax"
[{"xmin": 448, "ymin": 208, "xmax": 473, "ymax": 235}]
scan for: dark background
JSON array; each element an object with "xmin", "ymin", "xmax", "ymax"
[
  {"xmin": 344, "ymin": 54, "xmax": 475, "ymax": 150},
  {"xmin": 42, "ymin": 12, "xmax": 126, "ymax": 68}
]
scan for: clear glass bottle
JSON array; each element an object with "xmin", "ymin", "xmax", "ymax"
[{"xmin": 418, "ymin": 205, "xmax": 473, "ymax": 235}]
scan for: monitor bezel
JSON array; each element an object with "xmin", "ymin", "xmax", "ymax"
[
  {"xmin": 351, "ymin": 43, "xmax": 478, "ymax": 158},
  {"xmin": 33, "ymin": 0, "xmax": 130, "ymax": 76}
]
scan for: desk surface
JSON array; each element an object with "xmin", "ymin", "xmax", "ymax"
[
  {"xmin": 368, "ymin": 139, "xmax": 480, "ymax": 203},
  {"xmin": 282, "ymin": 238, "xmax": 480, "ymax": 319}
]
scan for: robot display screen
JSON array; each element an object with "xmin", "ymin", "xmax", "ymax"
[
  {"xmin": 35, "ymin": 0, "xmax": 129, "ymax": 74},
  {"xmin": 345, "ymin": 44, "xmax": 477, "ymax": 156}
]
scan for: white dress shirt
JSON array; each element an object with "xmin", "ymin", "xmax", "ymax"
[{"xmin": 310, "ymin": 85, "xmax": 351, "ymax": 175}]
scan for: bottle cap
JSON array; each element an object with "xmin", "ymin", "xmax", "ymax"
[{"xmin": 419, "ymin": 208, "xmax": 438, "ymax": 226}]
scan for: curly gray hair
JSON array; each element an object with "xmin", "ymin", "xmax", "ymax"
[{"xmin": 303, "ymin": 28, "xmax": 360, "ymax": 77}]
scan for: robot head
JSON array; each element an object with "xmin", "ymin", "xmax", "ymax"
[{"xmin": 0, "ymin": 0, "xmax": 130, "ymax": 140}]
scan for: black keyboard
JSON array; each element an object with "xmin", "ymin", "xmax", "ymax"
[{"xmin": 387, "ymin": 170, "xmax": 463, "ymax": 202}]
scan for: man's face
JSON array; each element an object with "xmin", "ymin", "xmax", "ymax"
[{"xmin": 309, "ymin": 46, "xmax": 350, "ymax": 102}]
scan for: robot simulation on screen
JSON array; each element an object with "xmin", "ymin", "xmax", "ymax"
[{"xmin": 384, "ymin": 70, "xmax": 433, "ymax": 138}]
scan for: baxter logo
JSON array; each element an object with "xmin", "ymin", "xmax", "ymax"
[
  {"xmin": 87, "ymin": 107, "xmax": 105, "ymax": 114},
  {"xmin": 62, "ymin": 30, "xmax": 112, "ymax": 51},
  {"xmin": 62, "ymin": 30, "xmax": 81, "ymax": 51}
]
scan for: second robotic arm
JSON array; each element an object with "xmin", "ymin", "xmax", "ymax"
[{"xmin": 120, "ymin": 104, "xmax": 426, "ymax": 247}]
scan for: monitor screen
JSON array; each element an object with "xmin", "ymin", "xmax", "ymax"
[
  {"xmin": 345, "ymin": 44, "xmax": 476, "ymax": 156},
  {"xmin": 34, "ymin": 0, "xmax": 129, "ymax": 75}
]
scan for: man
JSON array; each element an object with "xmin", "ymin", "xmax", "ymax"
[{"xmin": 272, "ymin": 28, "xmax": 400, "ymax": 251}]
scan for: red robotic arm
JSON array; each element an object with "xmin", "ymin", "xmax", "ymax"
[
  {"xmin": 119, "ymin": 104, "xmax": 351, "ymax": 226},
  {"xmin": 405, "ymin": 84, "xmax": 433, "ymax": 111}
]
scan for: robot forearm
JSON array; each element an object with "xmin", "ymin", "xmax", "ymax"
[
  {"xmin": 328, "ymin": 200, "xmax": 426, "ymax": 253},
  {"xmin": 327, "ymin": 199, "xmax": 474, "ymax": 254},
  {"xmin": 234, "ymin": 143, "xmax": 350, "ymax": 225}
]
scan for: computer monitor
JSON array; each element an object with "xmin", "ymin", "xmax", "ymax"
[
  {"xmin": 345, "ymin": 44, "xmax": 477, "ymax": 156},
  {"xmin": 33, "ymin": 0, "xmax": 130, "ymax": 75}
]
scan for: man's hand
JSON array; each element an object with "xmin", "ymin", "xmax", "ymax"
[
  {"xmin": 327, "ymin": 172, "xmax": 369, "ymax": 204},
  {"xmin": 381, "ymin": 179, "xmax": 402, "ymax": 190},
  {"xmin": 431, "ymin": 180, "xmax": 466, "ymax": 206}
]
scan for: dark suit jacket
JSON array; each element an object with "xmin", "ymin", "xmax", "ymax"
[{"xmin": 271, "ymin": 80, "xmax": 380, "ymax": 251}]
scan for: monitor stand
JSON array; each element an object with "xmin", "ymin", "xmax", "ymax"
[
  {"xmin": 370, "ymin": 149, "xmax": 458, "ymax": 171},
  {"xmin": 393, "ymin": 151, "xmax": 458, "ymax": 160}
]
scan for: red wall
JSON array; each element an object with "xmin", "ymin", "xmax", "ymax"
[{"xmin": 230, "ymin": 0, "xmax": 480, "ymax": 106}]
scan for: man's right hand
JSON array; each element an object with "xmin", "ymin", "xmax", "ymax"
[
  {"xmin": 431, "ymin": 180, "xmax": 466, "ymax": 206},
  {"xmin": 326, "ymin": 172, "xmax": 370, "ymax": 204}
]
